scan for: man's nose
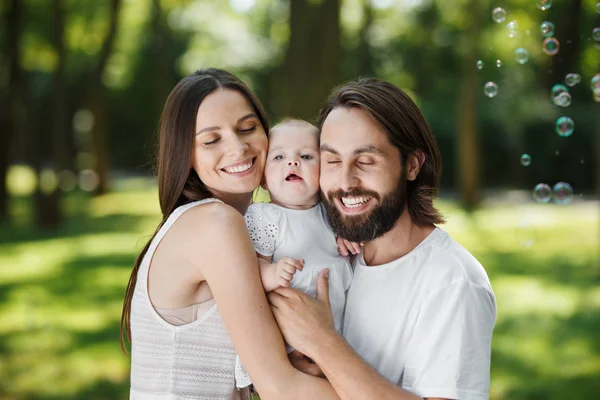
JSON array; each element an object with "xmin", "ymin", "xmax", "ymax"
[{"xmin": 339, "ymin": 166, "xmax": 359, "ymax": 192}]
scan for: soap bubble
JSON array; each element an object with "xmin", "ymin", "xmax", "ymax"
[
  {"xmin": 593, "ymin": 28, "xmax": 600, "ymax": 42},
  {"xmin": 506, "ymin": 21, "xmax": 518, "ymax": 38},
  {"xmin": 536, "ymin": 0, "xmax": 552, "ymax": 10},
  {"xmin": 543, "ymin": 37, "xmax": 560, "ymax": 55},
  {"xmin": 597, "ymin": 2, "xmax": 600, "ymax": 13},
  {"xmin": 533, "ymin": 183, "xmax": 552, "ymax": 203},
  {"xmin": 555, "ymin": 116, "xmax": 574, "ymax": 137},
  {"xmin": 514, "ymin": 48, "xmax": 529, "ymax": 64},
  {"xmin": 591, "ymin": 74, "xmax": 600, "ymax": 91},
  {"xmin": 551, "ymin": 84, "xmax": 569, "ymax": 105},
  {"xmin": 593, "ymin": 89, "xmax": 600, "ymax": 103},
  {"xmin": 492, "ymin": 7, "xmax": 506, "ymax": 23},
  {"xmin": 520, "ymin": 153, "xmax": 532, "ymax": 166},
  {"xmin": 476, "ymin": 60, "xmax": 484, "ymax": 70},
  {"xmin": 552, "ymin": 182, "xmax": 573, "ymax": 205},
  {"xmin": 540, "ymin": 21, "xmax": 555, "ymax": 37},
  {"xmin": 564, "ymin": 73, "xmax": 581, "ymax": 87},
  {"xmin": 496, "ymin": 59, "xmax": 502, "ymax": 68},
  {"xmin": 555, "ymin": 92, "xmax": 572, "ymax": 107},
  {"xmin": 484, "ymin": 82, "xmax": 499, "ymax": 98}
]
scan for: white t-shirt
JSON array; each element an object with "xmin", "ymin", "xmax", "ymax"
[{"xmin": 343, "ymin": 227, "xmax": 496, "ymax": 400}]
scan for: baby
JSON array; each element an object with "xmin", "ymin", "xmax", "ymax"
[{"xmin": 235, "ymin": 119, "xmax": 354, "ymax": 388}]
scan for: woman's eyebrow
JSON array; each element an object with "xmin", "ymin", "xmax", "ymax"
[
  {"xmin": 237, "ymin": 113, "xmax": 258, "ymax": 123},
  {"xmin": 196, "ymin": 113, "xmax": 258, "ymax": 136}
]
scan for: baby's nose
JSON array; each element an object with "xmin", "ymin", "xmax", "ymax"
[{"xmin": 287, "ymin": 159, "xmax": 300, "ymax": 166}]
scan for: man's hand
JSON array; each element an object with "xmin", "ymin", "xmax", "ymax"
[
  {"xmin": 288, "ymin": 350, "xmax": 325, "ymax": 378},
  {"xmin": 260, "ymin": 257, "xmax": 304, "ymax": 292},
  {"xmin": 267, "ymin": 269, "xmax": 336, "ymax": 358}
]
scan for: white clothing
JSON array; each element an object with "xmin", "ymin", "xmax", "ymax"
[
  {"xmin": 343, "ymin": 227, "xmax": 496, "ymax": 400},
  {"xmin": 235, "ymin": 202, "xmax": 353, "ymax": 388},
  {"xmin": 130, "ymin": 198, "xmax": 244, "ymax": 400}
]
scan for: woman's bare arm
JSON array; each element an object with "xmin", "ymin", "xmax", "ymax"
[{"xmin": 179, "ymin": 203, "xmax": 339, "ymax": 400}]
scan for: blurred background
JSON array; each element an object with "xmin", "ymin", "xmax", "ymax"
[{"xmin": 0, "ymin": 0, "xmax": 599, "ymax": 399}]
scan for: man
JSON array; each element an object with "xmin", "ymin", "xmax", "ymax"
[{"xmin": 267, "ymin": 78, "xmax": 496, "ymax": 400}]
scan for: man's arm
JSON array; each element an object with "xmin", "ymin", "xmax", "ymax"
[{"xmin": 268, "ymin": 270, "xmax": 446, "ymax": 400}]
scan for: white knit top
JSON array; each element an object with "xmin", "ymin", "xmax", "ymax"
[{"xmin": 130, "ymin": 198, "xmax": 243, "ymax": 400}]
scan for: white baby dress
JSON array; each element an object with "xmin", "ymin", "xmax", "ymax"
[{"xmin": 234, "ymin": 202, "xmax": 353, "ymax": 388}]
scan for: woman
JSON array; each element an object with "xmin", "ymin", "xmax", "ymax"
[{"xmin": 120, "ymin": 68, "xmax": 337, "ymax": 399}]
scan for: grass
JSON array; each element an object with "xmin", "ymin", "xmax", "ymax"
[{"xmin": 0, "ymin": 179, "xmax": 598, "ymax": 400}]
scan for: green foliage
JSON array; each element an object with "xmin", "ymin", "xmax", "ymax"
[{"xmin": 0, "ymin": 179, "xmax": 598, "ymax": 399}]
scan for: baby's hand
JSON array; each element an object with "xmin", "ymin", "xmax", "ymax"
[
  {"xmin": 261, "ymin": 257, "xmax": 304, "ymax": 292},
  {"xmin": 336, "ymin": 236, "xmax": 363, "ymax": 256}
]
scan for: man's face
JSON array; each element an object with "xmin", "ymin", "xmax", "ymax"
[{"xmin": 319, "ymin": 107, "xmax": 406, "ymax": 243}]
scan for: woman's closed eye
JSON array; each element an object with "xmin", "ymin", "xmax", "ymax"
[
  {"xmin": 238, "ymin": 125, "xmax": 257, "ymax": 134},
  {"xmin": 204, "ymin": 137, "xmax": 220, "ymax": 146}
]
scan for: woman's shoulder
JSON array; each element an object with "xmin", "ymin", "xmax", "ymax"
[{"xmin": 180, "ymin": 200, "xmax": 243, "ymax": 228}]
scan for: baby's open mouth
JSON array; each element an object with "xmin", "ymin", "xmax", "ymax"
[{"xmin": 285, "ymin": 173, "xmax": 303, "ymax": 181}]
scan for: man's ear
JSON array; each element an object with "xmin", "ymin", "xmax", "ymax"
[{"xmin": 406, "ymin": 150, "xmax": 425, "ymax": 181}]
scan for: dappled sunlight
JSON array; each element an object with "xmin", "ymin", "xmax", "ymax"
[{"xmin": 1, "ymin": 180, "xmax": 598, "ymax": 399}]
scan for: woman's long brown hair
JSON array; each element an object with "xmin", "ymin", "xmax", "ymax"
[{"xmin": 120, "ymin": 68, "xmax": 269, "ymax": 353}]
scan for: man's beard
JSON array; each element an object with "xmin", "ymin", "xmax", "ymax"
[{"xmin": 321, "ymin": 173, "xmax": 407, "ymax": 243}]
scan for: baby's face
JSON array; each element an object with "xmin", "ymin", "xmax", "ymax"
[{"xmin": 264, "ymin": 126, "xmax": 320, "ymax": 209}]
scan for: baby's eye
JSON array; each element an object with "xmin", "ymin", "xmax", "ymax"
[
  {"xmin": 273, "ymin": 155, "xmax": 284, "ymax": 160},
  {"xmin": 301, "ymin": 154, "xmax": 313, "ymax": 160}
]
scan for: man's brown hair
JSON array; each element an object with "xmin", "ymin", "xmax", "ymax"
[{"xmin": 316, "ymin": 77, "xmax": 445, "ymax": 225}]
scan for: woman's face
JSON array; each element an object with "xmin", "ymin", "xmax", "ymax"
[{"xmin": 193, "ymin": 89, "xmax": 268, "ymax": 198}]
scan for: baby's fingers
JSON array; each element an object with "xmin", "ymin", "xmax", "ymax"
[
  {"xmin": 343, "ymin": 239, "xmax": 359, "ymax": 255},
  {"xmin": 282, "ymin": 262, "xmax": 300, "ymax": 275},
  {"xmin": 336, "ymin": 237, "xmax": 349, "ymax": 256},
  {"xmin": 278, "ymin": 277, "xmax": 291, "ymax": 287},
  {"xmin": 349, "ymin": 240, "xmax": 361, "ymax": 254},
  {"xmin": 284, "ymin": 258, "xmax": 304, "ymax": 271},
  {"xmin": 279, "ymin": 270, "xmax": 295, "ymax": 282}
]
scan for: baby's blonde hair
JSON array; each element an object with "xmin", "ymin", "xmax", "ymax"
[{"xmin": 269, "ymin": 118, "xmax": 319, "ymax": 137}]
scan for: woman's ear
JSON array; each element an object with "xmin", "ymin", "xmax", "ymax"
[{"xmin": 406, "ymin": 151, "xmax": 425, "ymax": 181}]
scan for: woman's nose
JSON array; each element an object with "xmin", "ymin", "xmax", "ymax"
[{"xmin": 227, "ymin": 136, "xmax": 249, "ymax": 157}]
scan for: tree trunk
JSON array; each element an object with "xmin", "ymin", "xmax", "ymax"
[
  {"xmin": 88, "ymin": 0, "xmax": 122, "ymax": 195},
  {"xmin": 36, "ymin": 0, "xmax": 68, "ymax": 228},
  {"xmin": 274, "ymin": 0, "xmax": 342, "ymax": 121},
  {"xmin": 0, "ymin": 0, "xmax": 23, "ymax": 222},
  {"xmin": 457, "ymin": 0, "xmax": 481, "ymax": 210},
  {"xmin": 356, "ymin": 0, "xmax": 374, "ymax": 77},
  {"xmin": 545, "ymin": 0, "xmax": 582, "ymax": 89}
]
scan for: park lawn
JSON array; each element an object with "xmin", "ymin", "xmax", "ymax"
[{"xmin": 0, "ymin": 179, "xmax": 598, "ymax": 400}]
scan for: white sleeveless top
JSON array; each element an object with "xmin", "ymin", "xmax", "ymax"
[{"xmin": 130, "ymin": 198, "xmax": 243, "ymax": 400}]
